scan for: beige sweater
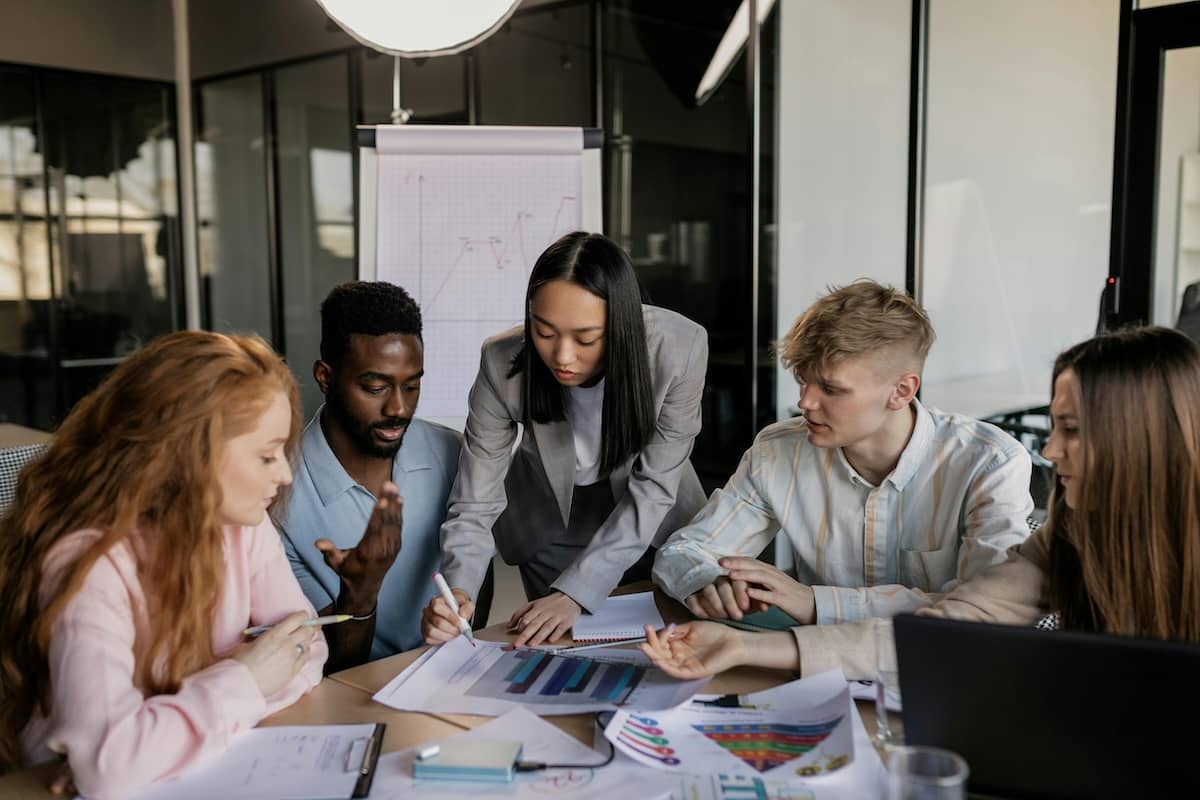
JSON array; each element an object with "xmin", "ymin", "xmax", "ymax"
[{"xmin": 792, "ymin": 524, "xmax": 1053, "ymax": 679}]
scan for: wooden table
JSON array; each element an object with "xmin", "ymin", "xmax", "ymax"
[
  {"xmin": 326, "ymin": 617, "xmax": 831, "ymax": 749},
  {"xmin": 0, "ymin": 424, "xmax": 51, "ymax": 449},
  {"xmin": 0, "ymin": 676, "xmax": 483, "ymax": 800},
  {"xmin": 0, "ymin": 590, "xmax": 883, "ymax": 798}
]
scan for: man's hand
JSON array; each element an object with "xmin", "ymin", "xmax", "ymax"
[
  {"xmin": 684, "ymin": 575, "xmax": 769, "ymax": 621},
  {"xmin": 720, "ymin": 556, "xmax": 817, "ymax": 625},
  {"xmin": 509, "ymin": 592, "xmax": 582, "ymax": 647},
  {"xmin": 315, "ymin": 481, "xmax": 402, "ymax": 611}
]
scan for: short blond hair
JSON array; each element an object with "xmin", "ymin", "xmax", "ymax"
[{"xmin": 779, "ymin": 280, "xmax": 935, "ymax": 382}]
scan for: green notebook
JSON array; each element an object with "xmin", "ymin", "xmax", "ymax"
[{"xmin": 707, "ymin": 605, "xmax": 800, "ymax": 632}]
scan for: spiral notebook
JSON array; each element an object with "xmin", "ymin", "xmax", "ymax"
[{"xmin": 572, "ymin": 591, "xmax": 665, "ymax": 643}]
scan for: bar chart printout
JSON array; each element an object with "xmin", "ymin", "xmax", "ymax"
[
  {"xmin": 371, "ymin": 638, "xmax": 705, "ymax": 717},
  {"xmin": 466, "ymin": 649, "xmax": 647, "ymax": 706}
]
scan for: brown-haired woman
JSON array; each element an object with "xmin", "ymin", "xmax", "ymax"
[
  {"xmin": 0, "ymin": 331, "xmax": 330, "ymax": 797},
  {"xmin": 641, "ymin": 326, "xmax": 1200, "ymax": 679}
]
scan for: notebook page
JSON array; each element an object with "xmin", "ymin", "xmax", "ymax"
[{"xmin": 573, "ymin": 591, "xmax": 665, "ymax": 642}]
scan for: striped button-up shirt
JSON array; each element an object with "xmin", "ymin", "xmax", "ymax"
[{"xmin": 653, "ymin": 400, "xmax": 1034, "ymax": 623}]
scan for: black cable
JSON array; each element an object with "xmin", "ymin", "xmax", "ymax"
[{"xmin": 514, "ymin": 712, "xmax": 616, "ymax": 772}]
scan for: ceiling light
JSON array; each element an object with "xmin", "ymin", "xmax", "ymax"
[
  {"xmin": 314, "ymin": 0, "xmax": 521, "ymax": 58},
  {"xmin": 695, "ymin": 0, "xmax": 777, "ymax": 106}
]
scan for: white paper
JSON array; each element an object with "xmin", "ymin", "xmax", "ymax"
[
  {"xmin": 373, "ymin": 638, "xmax": 706, "ymax": 716},
  {"xmin": 572, "ymin": 592, "xmax": 665, "ymax": 642},
  {"xmin": 606, "ymin": 671, "xmax": 858, "ymax": 780},
  {"xmin": 375, "ymin": 140, "xmax": 582, "ymax": 418},
  {"xmin": 661, "ymin": 690, "xmax": 886, "ymax": 799},
  {"xmin": 374, "ymin": 125, "xmax": 583, "ymax": 156},
  {"xmin": 114, "ymin": 724, "xmax": 378, "ymax": 800},
  {"xmin": 367, "ymin": 707, "xmax": 675, "ymax": 799}
]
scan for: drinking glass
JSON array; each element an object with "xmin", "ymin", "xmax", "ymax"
[
  {"xmin": 875, "ymin": 617, "xmax": 903, "ymax": 746},
  {"xmin": 886, "ymin": 746, "xmax": 969, "ymax": 800}
]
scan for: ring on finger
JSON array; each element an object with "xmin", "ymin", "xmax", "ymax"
[{"xmin": 295, "ymin": 643, "xmax": 305, "ymax": 657}]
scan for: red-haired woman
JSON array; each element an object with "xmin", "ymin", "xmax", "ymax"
[{"xmin": 0, "ymin": 331, "xmax": 333, "ymax": 798}]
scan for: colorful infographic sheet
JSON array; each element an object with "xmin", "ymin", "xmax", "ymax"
[
  {"xmin": 373, "ymin": 638, "xmax": 706, "ymax": 716},
  {"xmin": 604, "ymin": 670, "xmax": 855, "ymax": 780}
]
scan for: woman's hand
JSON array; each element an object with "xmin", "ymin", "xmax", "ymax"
[
  {"xmin": 230, "ymin": 611, "xmax": 315, "ymax": 698},
  {"xmin": 421, "ymin": 590, "xmax": 476, "ymax": 645},
  {"xmin": 639, "ymin": 621, "xmax": 751, "ymax": 680},
  {"xmin": 509, "ymin": 592, "xmax": 581, "ymax": 647}
]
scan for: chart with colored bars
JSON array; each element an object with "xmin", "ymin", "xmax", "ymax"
[
  {"xmin": 691, "ymin": 719, "xmax": 844, "ymax": 773},
  {"xmin": 464, "ymin": 649, "xmax": 647, "ymax": 706}
]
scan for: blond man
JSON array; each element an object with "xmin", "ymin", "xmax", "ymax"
[{"xmin": 653, "ymin": 280, "xmax": 1033, "ymax": 625}]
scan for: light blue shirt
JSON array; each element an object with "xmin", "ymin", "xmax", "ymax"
[
  {"xmin": 654, "ymin": 400, "xmax": 1033, "ymax": 624},
  {"xmin": 280, "ymin": 409, "xmax": 462, "ymax": 659}
]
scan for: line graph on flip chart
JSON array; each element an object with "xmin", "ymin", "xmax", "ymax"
[{"xmin": 358, "ymin": 125, "xmax": 602, "ymax": 421}]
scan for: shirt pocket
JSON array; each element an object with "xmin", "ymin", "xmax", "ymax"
[{"xmin": 898, "ymin": 545, "xmax": 959, "ymax": 592}]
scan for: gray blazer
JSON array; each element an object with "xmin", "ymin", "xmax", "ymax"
[{"xmin": 439, "ymin": 305, "xmax": 708, "ymax": 612}]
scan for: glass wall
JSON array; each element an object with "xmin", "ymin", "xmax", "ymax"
[
  {"xmin": 774, "ymin": 0, "xmax": 911, "ymax": 421},
  {"xmin": 918, "ymin": 0, "xmax": 1119, "ymax": 419},
  {"xmin": 478, "ymin": 3, "xmax": 593, "ymax": 126},
  {"xmin": 191, "ymin": 1, "xmax": 777, "ymax": 485},
  {"xmin": 1152, "ymin": 47, "xmax": 1200, "ymax": 328},
  {"xmin": 275, "ymin": 55, "xmax": 355, "ymax": 413},
  {"xmin": 196, "ymin": 73, "xmax": 272, "ymax": 337},
  {"xmin": 360, "ymin": 49, "xmax": 467, "ymax": 125},
  {"xmin": 0, "ymin": 65, "xmax": 180, "ymax": 429},
  {"xmin": 605, "ymin": 2, "xmax": 771, "ymax": 484},
  {"xmin": 0, "ymin": 66, "xmax": 52, "ymax": 427}
]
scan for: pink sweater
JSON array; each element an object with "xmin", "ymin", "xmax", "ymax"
[{"xmin": 21, "ymin": 517, "xmax": 328, "ymax": 799}]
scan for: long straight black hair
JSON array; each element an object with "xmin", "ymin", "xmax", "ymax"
[{"xmin": 509, "ymin": 231, "xmax": 655, "ymax": 476}]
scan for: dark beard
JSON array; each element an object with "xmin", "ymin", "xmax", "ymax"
[{"xmin": 325, "ymin": 390, "xmax": 408, "ymax": 459}]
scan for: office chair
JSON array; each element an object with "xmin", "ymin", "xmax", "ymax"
[
  {"xmin": 1177, "ymin": 280, "xmax": 1200, "ymax": 343},
  {"xmin": 0, "ymin": 443, "xmax": 46, "ymax": 515}
]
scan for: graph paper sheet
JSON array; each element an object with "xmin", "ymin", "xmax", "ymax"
[
  {"xmin": 372, "ymin": 638, "xmax": 705, "ymax": 717},
  {"xmin": 372, "ymin": 127, "xmax": 584, "ymax": 418}
]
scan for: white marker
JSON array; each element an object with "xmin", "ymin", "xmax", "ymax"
[{"xmin": 433, "ymin": 572, "xmax": 477, "ymax": 647}]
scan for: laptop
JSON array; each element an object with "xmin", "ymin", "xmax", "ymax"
[{"xmin": 893, "ymin": 613, "xmax": 1200, "ymax": 800}]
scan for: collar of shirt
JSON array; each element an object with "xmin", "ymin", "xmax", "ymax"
[
  {"xmin": 834, "ymin": 398, "xmax": 935, "ymax": 491},
  {"xmin": 301, "ymin": 407, "xmax": 434, "ymax": 507}
]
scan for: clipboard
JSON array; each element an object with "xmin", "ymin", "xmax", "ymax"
[
  {"xmin": 126, "ymin": 722, "xmax": 388, "ymax": 800},
  {"xmin": 352, "ymin": 722, "xmax": 386, "ymax": 798}
]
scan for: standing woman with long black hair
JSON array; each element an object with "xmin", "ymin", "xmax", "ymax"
[{"xmin": 422, "ymin": 231, "xmax": 708, "ymax": 647}]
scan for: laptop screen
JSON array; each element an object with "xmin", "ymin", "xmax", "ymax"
[{"xmin": 893, "ymin": 614, "xmax": 1200, "ymax": 800}]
